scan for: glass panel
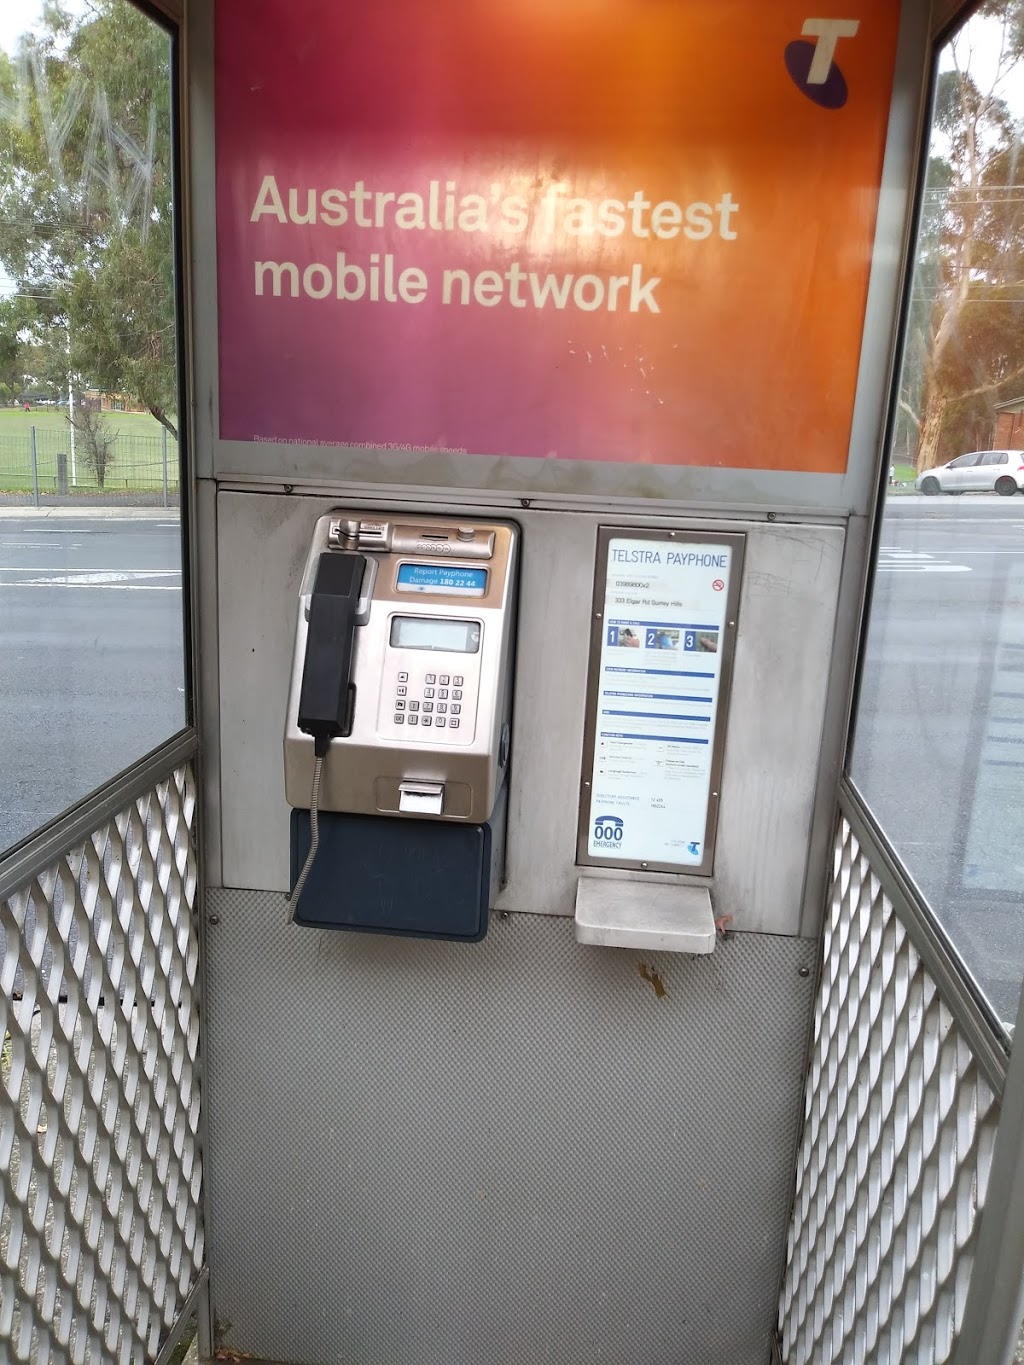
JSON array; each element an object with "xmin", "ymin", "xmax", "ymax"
[
  {"xmin": 980, "ymin": 450, "xmax": 1009, "ymax": 465},
  {"xmin": 851, "ymin": 3, "xmax": 1024, "ymax": 1031},
  {"xmin": 0, "ymin": 1, "xmax": 186, "ymax": 854}
]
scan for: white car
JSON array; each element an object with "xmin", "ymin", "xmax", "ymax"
[{"xmin": 916, "ymin": 450, "xmax": 1024, "ymax": 496}]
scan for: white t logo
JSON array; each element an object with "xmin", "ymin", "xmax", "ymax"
[{"xmin": 800, "ymin": 18, "xmax": 861, "ymax": 84}]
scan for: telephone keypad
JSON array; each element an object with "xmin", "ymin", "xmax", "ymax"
[{"xmin": 390, "ymin": 670, "xmax": 472, "ymax": 735}]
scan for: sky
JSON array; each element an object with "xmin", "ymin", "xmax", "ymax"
[{"xmin": 0, "ymin": 0, "xmax": 48, "ymax": 57}]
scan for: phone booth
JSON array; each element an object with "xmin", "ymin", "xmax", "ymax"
[
  {"xmin": 193, "ymin": 2, "xmax": 926, "ymax": 1360},
  {"xmin": 8, "ymin": 1, "xmax": 1024, "ymax": 1364}
]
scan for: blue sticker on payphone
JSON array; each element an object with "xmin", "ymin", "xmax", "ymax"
[{"xmin": 397, "ymin": 563, "xmax": 488, "ymax": 596}]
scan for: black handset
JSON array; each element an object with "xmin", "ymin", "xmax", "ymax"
[{"xmin": 297, "ymin": 551, "xmax": 365, "ymax": 756}]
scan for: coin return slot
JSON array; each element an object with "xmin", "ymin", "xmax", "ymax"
[{"xmin": 399, "ymin": 781, "xmax": 445, "ymax": 816}]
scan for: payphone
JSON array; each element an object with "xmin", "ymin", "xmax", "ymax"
[{"xmin": 283, "ymin": 513, "xmax": 519, "ymax": 940}]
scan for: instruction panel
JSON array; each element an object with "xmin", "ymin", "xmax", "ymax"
[{"xmin": 579, "ymin": 532, "xmax": 743, "ymax": 873}]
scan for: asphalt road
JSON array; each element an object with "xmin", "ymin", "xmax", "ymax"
[
  {"xmin": 853, "ymin": 495, "xmax": 1024, "ymax": 1025},
  {"xmin": 0, "ymin": 515, "xmax": 186, "ymax": 856},
  {"xmin": 2, "ymin": 500, "xmax": 1023, "ymax": 1025}
]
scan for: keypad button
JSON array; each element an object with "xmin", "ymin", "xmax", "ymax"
[
  {"xmin": 451, "ymin": 704, "xmax": 461, "ymax": 715},
  {"xmin": 453, "ymin": 689, "xmax": 463, "ymax": 700},
  {"xmin": 436, "ymin": 703, "xmax": 447, "ymax": 714},
  {"xmin": 422, "ymin": 716, "xmax": 432, "ymax": 727},
  {"xmin": 425, "ymin": 673, "xmax": 436, "ymax": 685},
  {"xmin": 439, "ymin": 674, "xmax": 450, "ymax": 686},
  {"xmin": 422, "ymin": 702, "xmax": 433, "ymax": 713},
  {"xmin": 395, "ymin": 700, "xmax": 406, "ymax": 711},
  {"xmin": 453, "ymin": 675, "xmax": 463, "ymax": 686},
  {"xmin": 394, "ymin": 714, "xmax": 405, "ymax": 725},
  {"xmin": 396, "ymin": 685, "xmax": 407, "ymax": 696},
  {"xmin": 435, "ymin": 717, "xmax": 446, "ymax": 728},
  {"xmin": 438, "ymin": 688, "xmax": 448, "ymax": 699},
  {"xmin": 398, "ymin": 672, "xmax": 408, "ymax": 682},
  {"xmin": 424, "ymin": 687, "xmax": 435, "ymax": 699},
  {"xmin": 408, "ymin": 714, "xmax": 419, "ymax": 726},
  {"xmin": 408, "ymin": 701, "xmax": 419, "ymax": 712},
  {"xmin": 449, "ymin": 718, "xmax": 460, "ymax": 729}
]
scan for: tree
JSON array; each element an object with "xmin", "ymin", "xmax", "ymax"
[
  {"xmin": 902, "ymin": 2, "xmax": 1024, "ymax": 471},
  {"xmin": 0, "ymin": 296, "xmax": 32, "ymax": 404},
  {"xmin": 0, "ymin": 1, "xmax": 177, "ymax": 436},
  {"xmin": 68, "ymin": 404, "xmax": 117, "ymax": 488}
]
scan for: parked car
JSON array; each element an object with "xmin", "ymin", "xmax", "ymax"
[{"xmin": 916, "ymin": 450, "xmax": 1024, "ymax": 496}]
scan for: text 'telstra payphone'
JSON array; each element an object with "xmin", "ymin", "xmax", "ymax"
[{"xmin": 284, "ymin": 513, "xmax": 519, "ymax": 940}]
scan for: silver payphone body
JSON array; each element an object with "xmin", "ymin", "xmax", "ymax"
[{"xmin": 283, "ymin": 512, "xmax": 519, "ymax": 939}]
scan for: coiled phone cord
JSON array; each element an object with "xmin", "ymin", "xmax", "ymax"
[{"xmin": 289, "ymin": 753, "xmax": 324, "ymax": 912}]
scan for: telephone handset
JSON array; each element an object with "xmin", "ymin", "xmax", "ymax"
[{"xmin": 297, "ymin": 551, "xmax": 366, "ymax": 756}]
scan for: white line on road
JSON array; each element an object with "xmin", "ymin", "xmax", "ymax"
[
  {"xmin": 882, "ymin": 548, "xmax": 1024, "ymax": 555},
  {"xmin": 0, "ymin": 569, "xmax": 181, "ymax": 586},
  {"xmin": 2, "ymin": 581, "xmax": 181, "ymax": 591},
  {"xmin": 877, "ymin": 550, "xmax": 971, "ymax": 573},
  {"xmin": 889, "ymin": 517, "xmax": 1024, "ymax": 525}
]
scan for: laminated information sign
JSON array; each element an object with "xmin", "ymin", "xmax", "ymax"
[{"xmin": 578, "ymin": 530, "xmax": 744, "ymax": 875}]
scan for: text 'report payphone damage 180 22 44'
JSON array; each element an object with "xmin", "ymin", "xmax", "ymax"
[
  {"xmin": 214, "ymin": 1, "xmax": 900, "ymax": 472},
  {"xmin": 585, "ymin": 539, "xmax": 735, "ymax": 871}
]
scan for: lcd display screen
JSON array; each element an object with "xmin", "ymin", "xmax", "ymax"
[
  {"xmin": 390, "ymin": 616, "xmax": 481, "ymax": 653},
  {"xmin": 397, "ymin": 563, "xmax": 488, "ymax": 596}
]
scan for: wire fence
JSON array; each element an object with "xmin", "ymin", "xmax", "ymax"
[{"xmin": 0, "ymin": 424, "xmax": 181, "ymax": 507}]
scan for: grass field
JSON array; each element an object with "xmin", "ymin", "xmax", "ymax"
[{"xmin": 0, "ymin": 407, "xmax": 180, "ymax": 493}]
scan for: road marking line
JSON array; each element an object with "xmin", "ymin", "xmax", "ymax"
[
  {"xmin": 1, "ymin": 582, "xmax": 181, "ymax": 591},
  {"xmin": 0, "ymin": 569, "xmax": 179, "ymax": 582},
  {"xmin": 877, "ymin": 564, "xmax": 971, "ymax": 573}
]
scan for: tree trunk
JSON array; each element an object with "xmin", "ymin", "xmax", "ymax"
[
  {"xmin": 916, "ymin": 400, "xmax": 946, "ymax": 472},
  {"xmin": 148, "ymin": 405, "xmax": 178, "ymax": 442}
]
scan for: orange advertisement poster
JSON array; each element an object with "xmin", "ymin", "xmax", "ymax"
[{"xmin": 216, "ymin": 2, "xmax": 901, "ymax": 472}]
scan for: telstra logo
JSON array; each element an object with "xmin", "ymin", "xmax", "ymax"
[{"xmin": 785, "ymin": 18, "xmax": 860, "ymax": 108}]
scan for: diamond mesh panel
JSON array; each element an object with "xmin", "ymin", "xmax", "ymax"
[
  {"xmin": 779, "ymin": 815, "xmax": 1000, "ymax": 1365},
  {"xmin": 0, "ymin": 763, "xmax": 204, "ymax": 1365}
]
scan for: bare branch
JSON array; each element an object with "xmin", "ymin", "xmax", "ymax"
[
  {"xmin": 898, "ymin": 397, "xmax": 922, "ymax": 431},
  {"xmin": 955, "ymin": 359, "xmax": 1024, "ymax": 404}
]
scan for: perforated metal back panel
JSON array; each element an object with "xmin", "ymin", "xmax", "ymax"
[{"xmin": 204, "ymin": 892, "xmax": 816, "ymax": 1365}]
